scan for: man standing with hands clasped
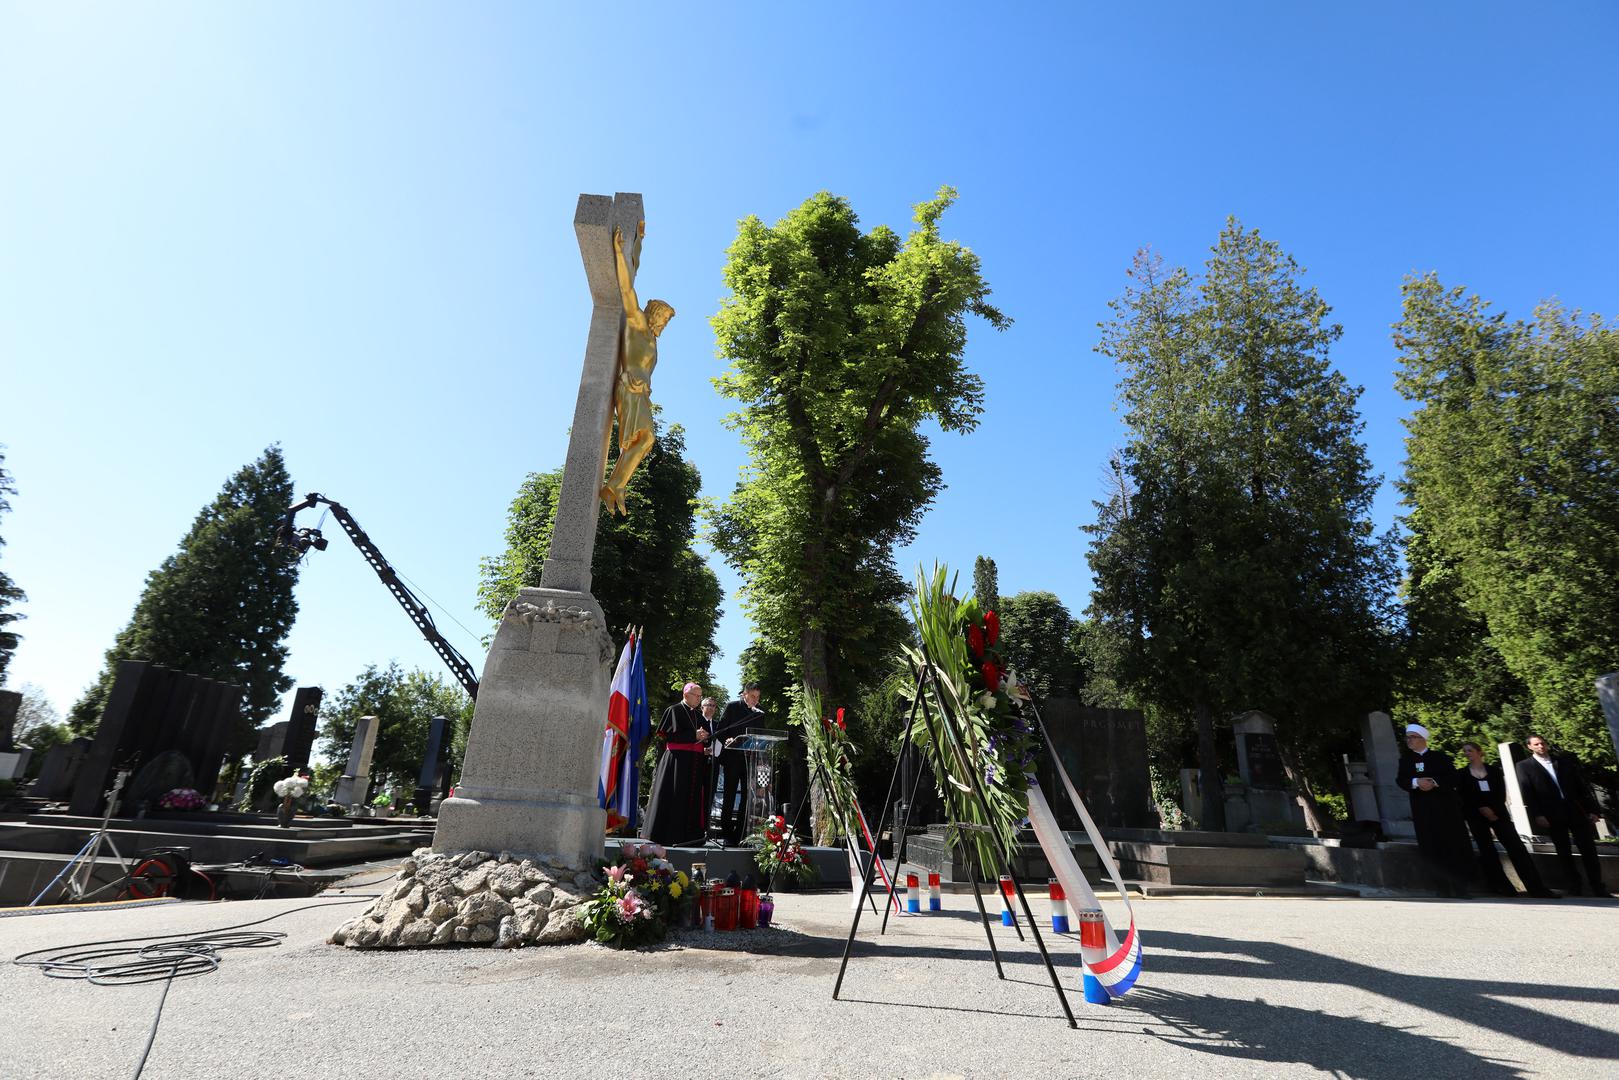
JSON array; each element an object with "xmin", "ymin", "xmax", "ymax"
[
  {"xmin": 1396, "ymin": 723, "xmax": 1474, "ymax": 898},
  {"xmin": 1514, "ymin": 734, "xmax": 1613, "ymax": 898},
  {"xmin": 713, "ymin": 683, "xmax": 764, "ymax": 847}
]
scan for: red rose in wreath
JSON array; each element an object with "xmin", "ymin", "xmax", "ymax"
[
  {"xmin": 982, "ymin": 661, "xmax": 1001, "ymax": 690},
  {"xmin": 984, "ymin": 610, "xmax": 1000, "ymax": 647},
  {"xmin": 967, "ymin": 624, "xmax": 985, "ymax": 657},
  {"xmin": 836, "ymin": 707, "xmax": 847, "ymax": 731}
]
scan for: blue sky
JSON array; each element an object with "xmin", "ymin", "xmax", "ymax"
[{"xmin": 3, "ymin": 3, "xmax": 1616, "ymax": 733}]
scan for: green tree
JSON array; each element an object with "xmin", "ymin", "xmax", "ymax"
[
  {"xmin": 710, "ymin": 186, "xmax": 1006, "ymax": 711},
  {"xmin": 0, "ymin": 446, "xmax": 24, "ymax": 684},
  {"xmin": 997, "ymin": 590, "xmax": 1081, "ymax": 700},
  {"xmin": 317, "ymin": 662, "xmax": 473, "ymax": 798},
  {"xmin": 1087, "ymin": 227, "xmax": 1397, "ymax": 830},
  {"xmin": 1394, "ymin": 276, "xmax": 1619, "ymax": 764},
  {"xmin": 69, "ymin": 447, "xmax": 301, "ymax": 751},
  {"xmin": 477, "ymin": 419, "xmax": 722, "ymax": 702},
  {"xmin": 972, "ymin": 555, "xmax": 999, "ymax": 609}
]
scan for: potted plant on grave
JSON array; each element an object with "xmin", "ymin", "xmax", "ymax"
[
  {"xmin": 272, "ymin": 773, "xmax": 310, "ymax": 828},
  {"xmin": 370, "ymin": 792, "xmax": 394, "ymax": 818}
]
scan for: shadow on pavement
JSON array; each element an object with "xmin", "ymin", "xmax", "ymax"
[{"xmin": 1146, "ymin": 930, "xmax": 1619, "ymax": 1070}]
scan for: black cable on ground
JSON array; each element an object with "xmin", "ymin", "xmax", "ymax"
[{"xmin": 13, "ymin": 894, "xmax": 381, "ymax": 1080}]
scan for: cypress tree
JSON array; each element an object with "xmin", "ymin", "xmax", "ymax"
[
  {"xmin": 70, "ymin": 446, "xmax": 301, "ymax": 752},
  {"xmin": 0, "ymin": 446, "xmax": 24, "ymax": 684}
]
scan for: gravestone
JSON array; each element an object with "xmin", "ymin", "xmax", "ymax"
[
  {"xmin": 255, "ymin": 721, "xmax": 290, "ymax": 762},
  {"xmin": 1036, "ymin": 700, "xmax": 1155, "ymax": 828},
  {"xmin": 34, "ymin": 737, "xmax": 92, "ymax": 800},
  {"xmin": 0, "ymin": 688, "xmax": 19, "ymax": 749},
  {"xmin": 1359, "ymin": 710, "xmax": 1416, "ymax": 839},
  {"xmin": 1597, "ymin": 673, "xmax": 1619, "ymax": 764},
  {"xmin": 432, "ymin": 193, "xmax": 645, "ymax": 868},
  {"xmin": 1496, "ymin": 740, "xmax": 1540, "ymax": 841},
  {"xmin": 283, "ymin": 687, "xmax": 322, "ymax": 768},
  {"xmin": 1231, "ymin": 712, "xmax": 1302, "ymax": 829},
  {"xmin": 334, "ymin": 715, "xmax": 380, "ymax": 807},
  {"xmin": 414, "ymin": 715, "xmax": 453, "ymax": 812},
  {"xmin": 69, "ymin": 661, "xmax": 242, "ymax": 816}
]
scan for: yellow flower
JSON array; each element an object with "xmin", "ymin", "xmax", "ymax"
[
  {"xmin": 676, "ymin": 871, "xmax": 689, "ymax": 887},
  {"xmin": 669, "ymin": 882, "xmax": 683, "ymax": 899}
]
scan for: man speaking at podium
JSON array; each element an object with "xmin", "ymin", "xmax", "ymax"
[{"xmin": 713, "ymin": 683, "xmax": 764, "ymax": 846}]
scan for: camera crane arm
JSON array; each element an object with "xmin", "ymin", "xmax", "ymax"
[{"xmin": 277, "ymin": 492, "xmax": 480, "ymax": 700}]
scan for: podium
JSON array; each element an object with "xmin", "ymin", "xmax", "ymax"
[{"xmin": 730, "ymin": 728, "xmax": 786, "ymax": 841}]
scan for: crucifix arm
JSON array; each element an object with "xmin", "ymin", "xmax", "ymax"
[{"xmin": 613, "ymin": 224, "xmax": 647, "ymax": 330}]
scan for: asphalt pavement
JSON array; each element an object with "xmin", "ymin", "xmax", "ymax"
[{"xmin": 2, "ymin": 880, "xmax": 1616, "ymax": 1079}]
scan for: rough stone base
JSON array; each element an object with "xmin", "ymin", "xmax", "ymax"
[{"xmin": 330, "ymin": 849, "xmax": 600, "ymax": 949}]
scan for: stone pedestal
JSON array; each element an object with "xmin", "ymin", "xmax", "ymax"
[
  {"xmin": 1360, "ymin": 711, "xmax": 1416, "ymax": 839},
  {"xmin": 1344, "ymin": 757, "xmax": 1380, "ymax": 822},
  {"xmin": 334, "ymin": 714, "xmax": 380, "ymax": 808},
  {"xmin": 433, "ymin": 590, "xmax": 613, "ymax": 867}
]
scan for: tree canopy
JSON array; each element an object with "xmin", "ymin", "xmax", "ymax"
[
  {"xmin": 710, "ymin": 186, "xmax": 1007, "ymax": 708},
  {"xmin": 972, "ymin": 555, "xmax": 999, "ymax": 610},
  {"xmin": 1394, "ymin": 276, "xmax": 1619, "ymax": 765},
  {"xmin": 996, "ymin": 590, "xmax": 1084, "ymax": 701},
  {"xmin": 69, "ymin": 446, "xmax": 302, "ymax": 753},
  {"xmin": 1086, "ymin": 224, "xmax": 1397, "ymax": 828},
  {"xmin": 477, "ymin": 418, "xmax": 721, "ymax": 702},
  {"xmin": 316, "ymin": 662, "xmax": 472, "ymax": 798}
]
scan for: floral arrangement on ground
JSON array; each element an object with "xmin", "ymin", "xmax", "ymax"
[
  {"xmin": 790, "ymin": 685, "xmax": 861, "ymax": 845},
  {"xmin": 582, "ymin": 841, "xmax": 693, "ymax": 948},
  {"xmin": 752, "ymin": 814, "xmax": 818, "ymax": 887},
  {"xmin": 906, "ymin": 563, "xmax": 1038, "ymax": 864}
]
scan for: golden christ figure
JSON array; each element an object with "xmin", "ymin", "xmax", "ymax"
[{"xmin": 600, "ymin": 221, "xmax": 675, "ymax": 515}]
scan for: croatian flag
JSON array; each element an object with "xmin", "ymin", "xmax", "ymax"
[
  {"xmin": 599, "ymin": 634, "xmax": 636, "ymax": 830},
  {"xmin": 619, "ymin": 633, "xmax": 652, "ymax": 829}
]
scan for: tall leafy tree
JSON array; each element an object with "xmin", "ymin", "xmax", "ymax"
[
  {"xmin": 477, "ymin": 418, "xmax": 722, "ymax": 702},
  {"xmin": 0, "ymin": 446, "xmax": 24, "ymax": 684},
  {"xmin": 1394, "ymin": 276, "xmax": 1619, "ymax": 764},
  {"xmin": 317, "ymin": 662, "xmax": 473, "ymax": 798},
  {"xmin": 710, "ymin": 186, "xmax": 1006, "ymax": 709},
  {"xmin": 69, "ymin": 447, "xmax": 301, "ymax": 751},
  {"xmin": 997, "ymin": 590, "xmax": 1081, "ymax": 700},
  {"xmin": 1087, "ymin": 226, "xmax": 1397, "ymax": 829},
  {"xmin": 972, "ymin": 555, "xmax": 999, "ymax": 609}
]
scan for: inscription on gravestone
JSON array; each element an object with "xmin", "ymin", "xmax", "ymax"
[
  {"xmin": 1036, "ymin": 699, "xmax": 1155, "ymax": 828},
  {"xmin": 1243, "ymin": 732, "xmax": 1288, "ymax": 790}
]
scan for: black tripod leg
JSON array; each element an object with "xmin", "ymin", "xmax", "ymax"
[
  {"xmin": 880, "ymin": 739, "xmax": 931, "ymax": 935},
  {"xmin": 958, "ymin": 831, "xmax": 1006, "ymax": 980},
  {"xmin": 831, "ymin": 790, "xmax": 888, "ymax": 1000},
  {"xmin": 1008, "ymin": 866, "xmax": 1078, "ymax": 1028}
]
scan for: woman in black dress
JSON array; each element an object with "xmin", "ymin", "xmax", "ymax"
[
  {"xmin": 641, "ymin": 682, "xmax": 712, "ymax": 847},
  {"xmin": 1455, "ymin": 741, "xmax": 1556, "ymax": 898}
]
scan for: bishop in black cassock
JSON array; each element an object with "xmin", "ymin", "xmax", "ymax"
[{"xmin": 641, "ymin": 683, "xmax": 712, "ymax": 847}]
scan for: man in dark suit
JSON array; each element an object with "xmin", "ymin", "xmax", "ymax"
[
  {"xmin": 713, "ymin": 683, "xmax": 764, "ymax": 846},
  {"xmin": 1514, "ymin": 734, "xmax": 1612, "ymax": 898}
]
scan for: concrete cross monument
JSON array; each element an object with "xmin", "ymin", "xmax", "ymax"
[{"xmin": 431, "ymin": 192, "xmax": 646, "ymax": 869}]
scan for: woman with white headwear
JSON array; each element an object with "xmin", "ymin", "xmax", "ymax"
[{"xmin": 1394, "ymin": 722, "xmax": 1475, "ymax": 898}]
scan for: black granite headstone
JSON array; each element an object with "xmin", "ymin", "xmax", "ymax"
[
  {"xmin": 1035, "ymin": 700, "xmax": 1156, "ymax": 828},
  {"xmin": 414, "ymin": 715, "xmax": 453, "ymax": 811},
  {"xmin": 283, "ymin": 687, "xmax": 322, "ymax": 768}
]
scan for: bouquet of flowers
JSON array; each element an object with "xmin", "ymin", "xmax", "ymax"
[
  {"xmin": 752, "ymin": 814, "xmax": 818, "ymax": 886},
  {"xmin": 906, "ymin": 563, "xmax": 1039, "ymax": 864},
  {"xmin": 272, "ymin": 774, "xmax": 310, "ymax": 800},
  {"xmin": 581, "ymin": 841, "xmax": 693, "ymax": 948},
  {"xmin": 158, "ymin": 788, "xmax": 206, "ymax": 811}
]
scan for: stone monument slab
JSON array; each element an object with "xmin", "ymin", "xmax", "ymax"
[
  {"xmin": 334, "ymin": 714, "xmax": 380, "ymax": 807},
  {"xmin": 1360, "ymin": 710, "xmax": 1415, "ymax": 839},
  {"xmin": 1036, "ymin": 700, "xmax": 1155, "ymax": 828}
]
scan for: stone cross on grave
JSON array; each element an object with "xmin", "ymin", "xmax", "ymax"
[{"xmin": 432, "ymin": 193, "xmax": 644, "ymax": 868}]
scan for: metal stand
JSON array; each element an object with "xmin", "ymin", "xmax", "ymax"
[
  {"xmin": 30, "ymin": 770, "xmax": 132, "ymax": 906},
  {"xmin": 831, "ymin": 655, "xmax": 1076, "ymax": 1028}
]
